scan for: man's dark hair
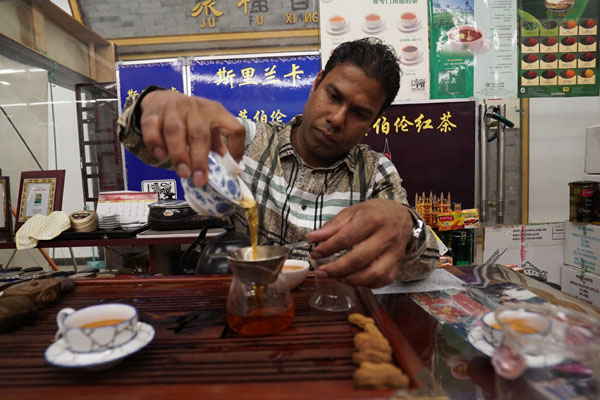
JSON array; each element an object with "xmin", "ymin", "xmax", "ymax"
[{"xmin": 321, "ymin": 38, "xmax": 401, "ymax": 115}]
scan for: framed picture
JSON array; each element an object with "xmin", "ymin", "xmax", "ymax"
[
  {"xmin": 15, "ymin": 170, "xmax": 66, "ymax": 230},
  {"xmin": 0, "ymin": 176, "xmax": 11, "ymax": 235}
]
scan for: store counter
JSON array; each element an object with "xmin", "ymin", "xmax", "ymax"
[{"xmin": 0, "ymin": 264, "xmax": 597, "ymax": 399}]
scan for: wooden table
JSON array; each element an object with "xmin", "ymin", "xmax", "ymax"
[
  {"xmin": 3, "ymin": 265, "xmax": 593, "ymax": 399},
  {"xmin": 0, "ymin": 234, "xmax": 199, "ymax": 274},
  {"xmin": 0, "ymin": 275, "xmax": 442, "ymax": 400}
]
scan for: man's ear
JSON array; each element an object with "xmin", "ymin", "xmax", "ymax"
[{"xmin": 311, "ymin": 70, "xmax": 324, "ymax": 93}]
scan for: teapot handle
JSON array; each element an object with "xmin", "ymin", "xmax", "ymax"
[{"xmin": 179, "ymin": 227, "xmax": 208, "ymax": 275}]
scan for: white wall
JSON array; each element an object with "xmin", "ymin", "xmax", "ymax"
[
  {"xmin": 0, "ymin": 61, "xmax": 92, "ymax": 269},
  {"xmin": 0, "ymin": 56, "xmax": 50, "ymax": 269},
  {"xmin": 529, "ymin": 97, "xmax": 600, "ymax": 223},
  {"xmin": 47, "ymin": 83, "xmax": 93, "ymax": 261}
]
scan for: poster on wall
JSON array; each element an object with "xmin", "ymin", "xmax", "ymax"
[
  {"xmin": 189, "ymin": 53, "xmax": 320, "ymax": 122},
  {"xmin": 517, "ymin": 0, "xmax": 599, "ymax": 97},
  {"xmin": 117, "ymin": 60, "xmax": 186, "ymax": 198},
  {"xmin": 429, "ymin": 0, "xmax": 477, "ymax": 99},
  {"xmin": 319, "ymin": 0, "xmax": 430, "ymax": 102},
  {"xmin": 361, "ymin": 101, "xmax": 477, "ymax": 223},
  {"xmin": 473, "ymin": 0, "xmax": 519, "ymax": 99}
]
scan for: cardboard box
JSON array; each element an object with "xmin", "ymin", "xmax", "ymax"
[
  {"xmin": 561, "ymin": 264, "xmax": 600, "ymax": 307},
  {"xmin": 585, "ymin": 125, "xmax": 600, "ymax": 174},
  {"xmin": 564, "ymin": 222, "xmax": 600, "ymax": 274},
  {"xmin": 484, "ymin": 223, "xmax": 565, "ymax": 285}
]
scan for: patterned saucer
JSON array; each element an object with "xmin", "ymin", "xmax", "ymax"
[
  {"xmin": 362, "ymin": 20, "xmax": 387, "ymax": 34},
  {"xmin": 45, "ymin": 322, "xmax": 155, "ymax": 370},
  {"xmin": 468, "ymin": 325, "xmax": 563, "ymax": 368}
]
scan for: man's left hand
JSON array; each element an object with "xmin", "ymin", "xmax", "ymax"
[{"xmin": 307, "ymin": 199, "xmax": 413, "ymax": 288}]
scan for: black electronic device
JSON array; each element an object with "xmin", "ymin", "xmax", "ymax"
[{"xmin": 147, "ymin": 200, "xmax": 225, "ymax": 231}]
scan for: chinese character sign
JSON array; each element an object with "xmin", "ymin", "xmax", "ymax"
[
  {"xmin": 117, "ymin": 60, "xmax": 186, "ymax": 197},
  {"xmin": 190, "ymin": 55, "xmax": 320, "ymax": 122},
  {"xmin": 361, "ymin": 101, "xmax": 477, "ymax": 209}
]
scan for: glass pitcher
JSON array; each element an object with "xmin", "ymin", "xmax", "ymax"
[
  {"xmin": 225, "ymin": 245, "xmax": 294, "ymax": 336},
  {"xmin": 491, "ymin": 303, "xmax": 600, "ymax": 400}
]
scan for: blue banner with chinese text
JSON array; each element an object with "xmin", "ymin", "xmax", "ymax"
[
  {"xmin": 117, "ymin": 60, "xmax": 186, "ymax": 198},
  {"xmin": 189, "ymin": 54, "xmax": 321, "ymax": 124}
]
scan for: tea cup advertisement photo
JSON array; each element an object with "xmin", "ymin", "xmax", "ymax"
[
  {"xmin": 329, "ymin": 15, "xmax": 345, "ymax": 31},
  {"xmin": 363, "ymin": 13, "xmax": 385, "ymax": 32},
  {"xmin": 444, "ymin": 25, "xmax": 490, "ymax": 54},
  {"xmin": 400, "ymin": 12, "xmax": 419, "ymax": 29},
  {"xmin": 402, "ymin": 45, "xmax": 420, "ymax": 61}
]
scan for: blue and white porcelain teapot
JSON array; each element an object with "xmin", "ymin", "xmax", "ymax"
[{"xmin": 181, "ymin": 151, "xmax": 253, "ymax": 219}]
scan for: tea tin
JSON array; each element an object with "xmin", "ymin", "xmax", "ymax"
[{"xmin": 568, "ymin": 181, "xmax": 598, "ymax": 222}]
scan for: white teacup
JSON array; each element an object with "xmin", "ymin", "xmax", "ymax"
[
  {"xmin": 56, "ymin": 303, "xmax": 139, "ymax": 353},
  {"xmin": 282, "ymin": 259, "xmax": 309, "ymax": 290},
  {"xmin": 482, "ymin": 309, "xmax": 551, "ymax": 348},
  {"xmin": 365, "ymin": 13, "xmax": 382, "ymax": 30},
  {"xmin": 401, "ymin": 12, "xmax": 418, "ymax": 28},
  {"xmin": 402, "ymin": 45, "xmax": 420, "ymax": 61},
  {"xmin": 329, "ymin": 15, "xmax": 345, "ymax": 31}
]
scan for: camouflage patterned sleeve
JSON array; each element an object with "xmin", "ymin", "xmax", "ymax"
[{"xmin": 117, "ymin": 86, "xmax": 173, "ymax": 169}]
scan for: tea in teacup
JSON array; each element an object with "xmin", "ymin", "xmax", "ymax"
[
  {"xmin": 56, "ymin": 303, "xmax": 138, "ymax": 353},
  {"xmin": 402, "ymin": 45, "xmax": 419, "ymax": 61},
  {"xmin": 80, "ymin": 319, "xmax": 126, "ymax": 329},
  {"xmin": 401, "ymin": 12, "xmax": 417, "ymax": 28},
  {"xmin": 329, "ymin": 15, "xmax": 345, "ymax": 31},
  {"xmin": 283, "ymin": 265, "xmax": 305, "ymax": 271},
  {"xmin": 365, "ymin": 13, "xmax": 382, "ymax": 30}
]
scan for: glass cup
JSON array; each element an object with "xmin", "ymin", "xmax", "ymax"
[
  {"xmin": 308, "ymin": 252, "xmax": 357, "ymax": 312},
  {"xmin": 491, "ymin": 303, "xmax": 600, "ymax": 400}
]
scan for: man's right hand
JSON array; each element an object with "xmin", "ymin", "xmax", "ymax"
[{"xmin": 140, "ymin": 90, "xmax": 246, "ymax": 187}]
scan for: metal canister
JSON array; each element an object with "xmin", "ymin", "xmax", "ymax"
[{"xmin": 569, "ymin": 181, "xmax": 598, "ymax": 223}]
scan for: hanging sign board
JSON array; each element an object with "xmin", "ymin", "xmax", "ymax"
[
  {"xmin": 361, "ymin": 101, "xmax": 477, "ymax": 212},
  {"xmin": 117, "ymin": 54, "xmax": 321, "ymax": 199},
  {"xmin": 189, "ymin": 53, "xmax": 321, "ymax": 121}
]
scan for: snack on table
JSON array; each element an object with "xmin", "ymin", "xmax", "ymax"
[
  {"xmin": 353, "ymin": 349, "xmax": 393, "ymax": 364},
  {"xmin": 354, "ymin": 332, "xmax": 392, "ymax": 353},
  {"xmin": 348, "ymin": 313, "xmax": 375, "ymax": 329},
  {"xmin": 349, "ymin": 312, "xmax": 408, "ymax": 389},
  {"xmin": 354, "ymin": 361, "xmax": 409, "ymax": 389},
  {"xmin": 364, "ymin": 323, "xmax": 385, "ymax": 338}
]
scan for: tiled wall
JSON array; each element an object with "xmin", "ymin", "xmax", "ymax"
[{"xmin": 79, "ymin": 0, "xmax": 319, "ymax": 39}]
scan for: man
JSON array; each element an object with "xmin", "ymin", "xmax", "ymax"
[{"xmin": 119, "ymin": 38, "xmax": 439, "ymax": 288}]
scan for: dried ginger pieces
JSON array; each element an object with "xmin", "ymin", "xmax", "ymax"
[{"xmin": 348, "ymin": 312, "xmax": 409, "ymax": 390}]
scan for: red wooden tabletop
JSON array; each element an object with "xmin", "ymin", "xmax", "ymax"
[{"xmin": 0, "ymin": 275, "xmax": 435, "ymax": 400}]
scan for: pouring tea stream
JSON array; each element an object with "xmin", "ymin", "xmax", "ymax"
[{"xmin": 182, "ymin": 151, "xmax": 294, "ymax": 336}]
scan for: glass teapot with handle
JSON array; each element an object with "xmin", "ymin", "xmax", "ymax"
[{"xmin": 225, "ymin": 245, "xmax": 294, "ymax": 336}]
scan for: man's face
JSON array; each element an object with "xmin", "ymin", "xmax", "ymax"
[{"xmin": 293, "ymin": 62, "xmax": 386, "ymax": 168}]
